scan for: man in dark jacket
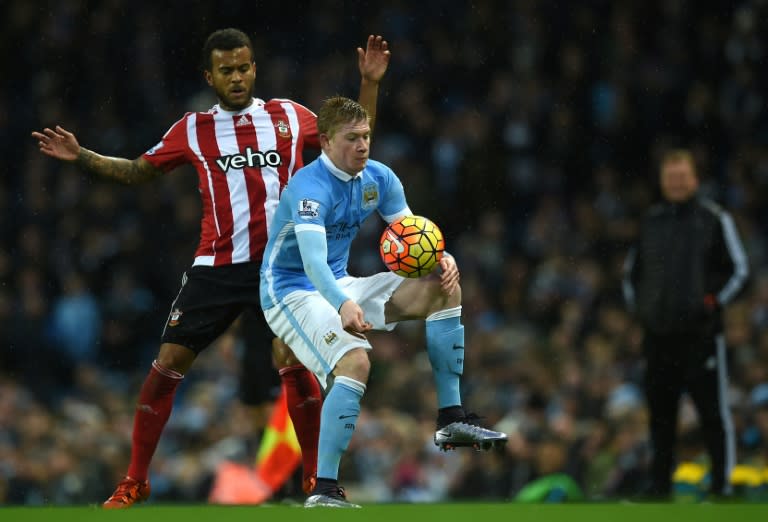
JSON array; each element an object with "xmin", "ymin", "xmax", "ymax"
[{"xmin": 623, "ymin": 149, "xmax": 749, "ymax": 497}]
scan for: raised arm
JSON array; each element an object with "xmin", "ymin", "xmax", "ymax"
[
  {"xmin": 31, "ymin": 125, "xmax": 162, "ymax": 184},
  {"xmin": 357, "ymin": 35, "xmax": 391, "ymax": 134}
]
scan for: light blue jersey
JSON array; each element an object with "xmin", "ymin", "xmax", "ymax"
[{"xmin": 261, "ymin": 153, "xmax": 409, "ymax": 310}]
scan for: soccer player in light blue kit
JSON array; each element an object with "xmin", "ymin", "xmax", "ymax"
[{"xmin": 261, "ymin": 96, "xmax": 507, "ymax": 508}]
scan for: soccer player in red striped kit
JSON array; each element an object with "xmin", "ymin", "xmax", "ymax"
[{"xmin": 32, "ymin": 28, "xmax": 390, "ymax": 508}]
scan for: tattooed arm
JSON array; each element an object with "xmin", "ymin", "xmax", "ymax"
[
  {"xmin": 32, "ymin": 125, "xmax": 162, "ymax": 184},
  {"xmin": 74, "ymin": 147, "xmax": 161, "ymax": 184}
]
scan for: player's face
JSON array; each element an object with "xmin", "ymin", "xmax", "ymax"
[
  {"xmin": 660, "ymin": 158, "xmax": 699, "ymax": 203},
  {"xmin": 205, "ymin": 46, "xmax": 256, "ymax": 111},
  {"xmin": 322, "ymin": 119, "xmax": 371, "ymax": 175}
]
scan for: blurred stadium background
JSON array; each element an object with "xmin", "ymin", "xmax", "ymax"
[{"xmin": 1, "ymin": 0, "xmax": 767, "ymax": 505}]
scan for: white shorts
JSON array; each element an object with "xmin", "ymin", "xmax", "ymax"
[{"xmin": 263, "ymin": 271, "xmax": 405, "ymax": 387}]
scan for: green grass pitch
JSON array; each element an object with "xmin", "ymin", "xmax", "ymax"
[{"xmin": 1, "ymin": 503, "xmax": 766, "ymax": 522}]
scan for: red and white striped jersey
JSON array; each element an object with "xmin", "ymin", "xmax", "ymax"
[{"xmin": 142, "ymin": 97, "xmax": 318, "ymax": 267}]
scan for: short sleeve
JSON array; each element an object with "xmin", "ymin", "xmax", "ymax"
[
  {"xmin": 141, "ymin": 114, "xmax": 191, "ymax": 173},
  {"xmin": 291, "ymin": 101, "xmax": 319, "ymax": 149}
]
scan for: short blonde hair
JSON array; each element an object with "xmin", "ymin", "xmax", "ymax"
[{"xmin": 317, "ymin": 96, "xmax": 369, "ymax": 138}]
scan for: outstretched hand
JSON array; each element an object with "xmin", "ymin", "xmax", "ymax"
[
  {"xmin": 31, "ymin": 126, "xmax": 80, "ymax": 161},
  {"xmin": 357, "ymin": 34, "xmax": 391, "ymax": 83}
]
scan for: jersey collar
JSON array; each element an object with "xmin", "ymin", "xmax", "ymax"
[
  {"xmin": 212, "ymin": 98, "xmax": 265, "ymax": 115},
  {"xmin": 320, "ymin": 152, "xmax": 362, "ymax": 182}
]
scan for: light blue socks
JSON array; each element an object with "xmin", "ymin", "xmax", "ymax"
[
  {"xmin": 316, "ymin": 375, "xmax": 366, "ymax": 480},
  {"xmin": 426, "ymin": 306, "xmax": 464, "ymax": 408}
]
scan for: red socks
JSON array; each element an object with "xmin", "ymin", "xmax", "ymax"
[
  {"xmin": 124, "ymin": 361, "xmax": 319, "ymax": 487},
  {"xmin": 126, "ymin": 361, "xmax": 184, "ymax": 482},
  {"xmin": 279, "ymin": 365, "xmax": 322, "ymax": 483}
]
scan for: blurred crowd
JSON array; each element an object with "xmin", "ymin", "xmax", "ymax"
[{"xmin": 2, "ymin": 0, "xmax": 768, "ymax": 504}]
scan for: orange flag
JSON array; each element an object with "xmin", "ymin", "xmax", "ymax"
[
  {"xmin": 254, "ymin": 388, "xmax": 302, "ymax": 489},
  {"xmin": 208, "ymin": 389, "xmax": 301, "ymax": 504}
]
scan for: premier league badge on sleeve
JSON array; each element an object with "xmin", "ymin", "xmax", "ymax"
[{"xmin": 298, "ymin": 198, "xmax": 320, "ymax": 219}]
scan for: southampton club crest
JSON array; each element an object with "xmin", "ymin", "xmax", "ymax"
[
  {"xmin": 275, "ymin": 119, "xmax": 291, "ymax": 138},
  {"xmin": 168, "ymin": 309, "xmax": 183, "ymax": 327}
]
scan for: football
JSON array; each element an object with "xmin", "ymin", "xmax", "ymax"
[{"xmin": 379, "ymin": 215, "xmax": 445, "ymax": 278}]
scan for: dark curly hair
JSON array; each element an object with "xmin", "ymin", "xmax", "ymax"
[{"xmin": 201, "ymin": 28, "xmax": 254, "ymax": 72}]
